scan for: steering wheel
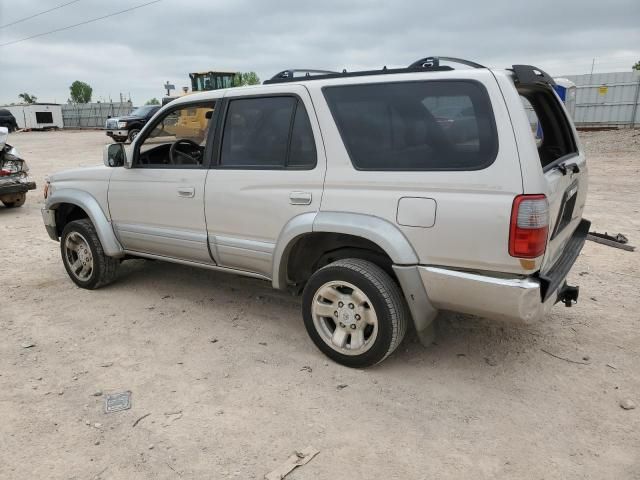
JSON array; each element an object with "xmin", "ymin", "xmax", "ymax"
[{"xmin": 170, "ymin": 139, "xmax": 201, "ymax": 165}]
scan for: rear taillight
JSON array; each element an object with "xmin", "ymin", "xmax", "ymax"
[
  {"xmin": 509, "ymin": 194, "xmax": 549, "ymax": 258},
  {"xmin": 0, "ymin": 169, "xmax": 10, "ymax": 176}
]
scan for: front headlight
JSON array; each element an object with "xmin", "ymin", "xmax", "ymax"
[{"xmin": 117, "ymin": 121, "xmax": 127, "ymax": 129}]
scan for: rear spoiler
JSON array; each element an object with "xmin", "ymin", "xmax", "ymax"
[{"xmin": 510, "ymin": 65, "xmax": 556, "ymax": 87}]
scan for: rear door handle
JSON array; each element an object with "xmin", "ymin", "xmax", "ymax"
[
  {"xmin": 289, "ymin": 191, "xmax": 312, "ymax": 205},
  {"xmin": 177, "ymin": 186, "xmax": 195, "ymax": 198}
]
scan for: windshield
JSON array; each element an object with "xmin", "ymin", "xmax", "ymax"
[{"xmin": 129, "ymin": 106, "xmax": 157, "ymax": 117}]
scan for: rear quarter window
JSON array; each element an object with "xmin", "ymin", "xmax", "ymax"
[{"xmin": 323, "ymin": 80, "xmax": 498, "ymax": 171}]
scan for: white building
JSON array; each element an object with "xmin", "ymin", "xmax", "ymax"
[{"xmin": 0, "ymin": 103, "xmax": 64, "ymax": 130}]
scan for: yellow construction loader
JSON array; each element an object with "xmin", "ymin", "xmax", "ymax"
[{"xmin": 162, "ymin": 71, "xmax": 239, "ymax": 140}]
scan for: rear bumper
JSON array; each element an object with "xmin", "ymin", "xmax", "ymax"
[
  {"xmin": 418, "ymin": 267, "xmax": 556, "ymax": 323},
  {"xmin": 0, "ymin": 180, "xmax": 36, "ymax": 195},
  {"xmin": 407, "ymin": 219, "xmax": 590, "ymax": 324}
]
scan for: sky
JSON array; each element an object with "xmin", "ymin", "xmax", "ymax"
[{"xmin": 0, "ymin": 0, "xmax": 638, "ymax": 106}]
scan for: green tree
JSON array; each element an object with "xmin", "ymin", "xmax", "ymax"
[
  {"xmin": 69, "ymin": 80, "xmax": 93, "ymax": 103},
  {"xmin": 18, "ymin": 93, "xmax": 37, "ymax": 104},
  {"xmin": 145, "ymin": 98, "xmax": 160, "ymax": 105},
  {"xmin": 633, "ymin": 60, "xmax": 640, "ymax": 71},
  {"xmin": 234, "ymin": 72, "xmax": 261, "ymax": 87}
]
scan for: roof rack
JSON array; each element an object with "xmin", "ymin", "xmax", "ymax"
[
  {"xmin": 263, "ymin": 55, "xmax": 484, "ymax": 85},
  {"xmin": 408, "ymin": 56, "xmax": 485, "ymax": 69},
  {"xmin": 266, "ymin": 69, "xmax": 339, "ymax": 82}
]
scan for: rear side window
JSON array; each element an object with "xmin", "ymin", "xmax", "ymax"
[
  {"xmin": 323, "ymin": 80, "xmax": 498, "ymax": 171},
  {"xmin": 220, "ymin": 96, "xmax": 316, "ymax": 169}
]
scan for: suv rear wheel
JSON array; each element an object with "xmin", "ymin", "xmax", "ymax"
[
  {"xmin": 61, "ymin": 219, "xmax": 119, "ymax": 289},
  {"xmin": 302, "ymin": 258, "xmax": 408, "ymax": 367}
]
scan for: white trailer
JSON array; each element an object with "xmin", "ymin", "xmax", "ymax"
[{"xmin": 0, "ymin": 104, "xmax": 64, "ymax": 130}]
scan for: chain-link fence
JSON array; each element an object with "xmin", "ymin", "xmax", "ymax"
[{"xmin": 61, "ymin": 102, "xmax": 134, "ymax": 128}]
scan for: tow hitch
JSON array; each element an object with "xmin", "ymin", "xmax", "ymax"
[{"xmin": 556, "ymin": 282, "xmax": 579, "ymax": 307}]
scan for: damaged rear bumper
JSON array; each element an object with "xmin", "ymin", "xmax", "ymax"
[
  {"xmin": 409, "ymin": 219, "xmax": 590, "ymax": 324},
  {"xmin": 0, "ymin": 179, "xmax": 36, "ymax": 196},
  {"xmin": 418, "ymin": 267, "xmax": 556, "ymax": 324}
]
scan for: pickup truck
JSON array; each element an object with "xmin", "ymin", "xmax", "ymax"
[{"xmin": 105, "ymin": 105, "xmax": 160, "ymax": 143}]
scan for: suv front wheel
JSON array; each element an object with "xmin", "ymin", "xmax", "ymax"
[
  {"xmin": 61, "ymin": 219, "xmax": 119, "ymax": 289},
  {"xmin": 302, "ymin": 258, "xmax": 408, "ymax": 367}
]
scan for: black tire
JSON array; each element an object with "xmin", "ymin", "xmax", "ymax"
[
  {"xmin": 2, "ymin": 193, "xmax": 26, "ymax": 208},
  {"xmin": 60, "ymin": 219, "xmax": 119, "ymax": 289},
  {"xmin": 127, "ymin": 129, "xmax": 140, "ymax": 143},
  {"xmin": 302, "ymin": 258, "xmax": 408, "ymax": 368}
]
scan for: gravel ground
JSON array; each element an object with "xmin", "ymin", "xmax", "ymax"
[{"xmin": 0, "ymin": 129, "xmax": 638, "ymax": 479}]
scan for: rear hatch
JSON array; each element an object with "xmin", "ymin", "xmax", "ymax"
[{"xmin": 513, "ymin": 66, "xmax": 588, "ymax": 281}]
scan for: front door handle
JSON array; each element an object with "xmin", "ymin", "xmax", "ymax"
[
  {"xmin": 177, "ymin": 186, "xmax": 195, "ymax": 198},
  {"xmin": 289, "ymin": 191, "xmax": 312, "ymax": 205}
]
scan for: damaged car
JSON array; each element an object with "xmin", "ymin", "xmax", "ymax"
[{"xmin": 0, "ymin": 127, "xmax": 36, "ymax": 208}]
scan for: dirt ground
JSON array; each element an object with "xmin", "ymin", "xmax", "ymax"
[{"xmin": 1, "ymin": 129, "xmax": 638, "ymax": 480}]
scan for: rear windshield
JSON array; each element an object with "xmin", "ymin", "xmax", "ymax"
[
  {"xmin": 518, "ymin": 86, "xmax": 577, "ymax": 169},
  {"xmin": 323, "ymin": 80, "xmax": 498, "ymax": 171}
]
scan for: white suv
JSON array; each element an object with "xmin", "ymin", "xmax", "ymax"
[{"xmin": 42, "ymin": 57, "xmax": 589, "ymax": 367}]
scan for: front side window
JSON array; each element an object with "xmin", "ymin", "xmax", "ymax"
[
  {"xmin": 220, "ymin": 96, "xmax": 316, "ymax": 169},
  {"xmin": 135, "ymin": 102, "xmax": 215, "ymax": 168},
  {"xmin": 323, "ymin": 80, "xmax": 498, "ymax": 171}
]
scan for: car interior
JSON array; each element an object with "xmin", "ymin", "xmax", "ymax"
[{"xmin": 136, "ymin": 106, "xmax": 214, "ymax": 167}]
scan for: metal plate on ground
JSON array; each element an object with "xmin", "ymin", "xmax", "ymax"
[{"xmin": 105, "ymin": 391, "xmax": 131, "ymax": 413}]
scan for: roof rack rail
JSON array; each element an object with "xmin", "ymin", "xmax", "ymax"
[
  {"xmin": 510, "ymin": 65, "xmax": 556, "ymax": 87},
  {"xmin": 262, "ymin": 56, "xmax": 485, "ymax": 85},
  {"xmin": 409, "ymin": 56, "xmax": 485, "ymax": 69},
  {"xmin": 264, "ymin": 69, "xmax": 339, "ymax": 84}
]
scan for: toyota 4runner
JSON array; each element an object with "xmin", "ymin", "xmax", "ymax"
[{"xmin": 42, "ymin": 57, "xmax": 589, "ymax": 367}]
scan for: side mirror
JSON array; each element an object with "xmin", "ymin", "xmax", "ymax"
[{"xmin": 103, "ymin": 143, "xmax": 126, "ymax": 167}]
